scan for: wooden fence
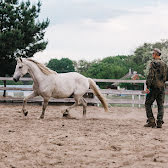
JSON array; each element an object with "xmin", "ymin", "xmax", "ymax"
[{"xmin": 0, "ymin": 77, "xmax": 167, "ymax": 107}]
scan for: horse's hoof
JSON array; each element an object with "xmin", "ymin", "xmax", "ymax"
[
  {"xmin": 24, "ymin": 111, "xmax": 28, "ymax": 116},
  {"xmin": 22, "ymin": 109, "xmax": 28, "ymax": 116},
  {"xmin": 63, "ymin": 110, "xmax": 69, "ymax": 117},
  {"xmin": 63, "ymin": 113, "xmax": 69, "ymax": 117},
  {"xmin": 39, "ymin": 115, "xmax": 44, "ymax": 119},
  {"xmin": 63, "ymin": 114, "xmax": 76, "ymax": 119}
]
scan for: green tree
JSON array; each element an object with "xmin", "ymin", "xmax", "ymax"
[
  {"xmin": 85, "ymin": 62, "xmax": 127, "ymax": 79},
  {"xmin": 161, "ymin": 47, "xmax": 168, "ymax": 65},
  {"xmin": 75, "ymin": 59, "xmax": 97, "ymax": 76},
  {"xmin": 83, "ymin": 56, "xmax": 132, "ymax": 88},
  {"xmin": 131, "ymin": 43, "xmax": 152, "ymax": 74},
  {"xmin": 47, "ymin": 58, "xmax": 75, "ymax": 73},
  {"xmin": 0, "ymin": 0, "xmax": 49, "ymax": 76},
  {"xmin": 132, "ymin": 40, "xmax": 168, "ymax": 75},
  {"xmin": 144, "ymin": 47, "xmax": 168, "ymax": 76},
  {"xmin": 83, "ymin": 56, "xmax": 133, "ymax": 79}
]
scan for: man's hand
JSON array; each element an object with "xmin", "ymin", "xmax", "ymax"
[{"xmin": 145, "ymin": 88, "xmax": 150, "ymax": 94}]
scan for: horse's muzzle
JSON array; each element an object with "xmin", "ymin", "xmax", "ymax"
[{"xmin": 13, "ymin": 77, "xmax": 19, "ymax": 82}]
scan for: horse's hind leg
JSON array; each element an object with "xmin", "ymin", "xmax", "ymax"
[
  {"xmin": 63, "ymin": 96, "xmax": 80, "ymax": 117},
  {"xmin": 63, "ymin": 96, "xmax": 87, "ymax": 118},
  {"xmin": 80, "ymin": 97, "xmax": 87, "ymax": 118},
  {"xmin": 40, "ymin": 98, "xmax": 49, "ymax": 119},
  {"xmin": 22, "ymin": 92, "xmax": 36, "ymax": 116}
]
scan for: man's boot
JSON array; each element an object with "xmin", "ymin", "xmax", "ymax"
[
  {"xmin": 144, "ymin": 118, "xmax": 156, "ymax": 128},
  {"xmin": 157, "ymin": 120, "xmax": 164, "ymax": 128}
]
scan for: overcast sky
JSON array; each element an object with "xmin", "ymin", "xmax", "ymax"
[{"xmin": 29, "ymin": 0, "xmax": 168, "ymax": 63}]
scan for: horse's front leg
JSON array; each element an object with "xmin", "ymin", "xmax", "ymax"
[
  {"xmin": 40, "ymin": 98, "xmax": 49, "ymax": 119},
  {"xmin": 22, "ymin": 92, "xmax": 37, "ymax": 116}
]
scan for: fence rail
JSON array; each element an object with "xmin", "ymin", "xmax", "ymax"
[{"xmin": 0, "ymin": 77, "xmax": 167, "ymax": 106}]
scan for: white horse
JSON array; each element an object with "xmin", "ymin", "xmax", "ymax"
[{"xmin": 13, "ymin": 58, "xmax": 108, "ymax": 119}]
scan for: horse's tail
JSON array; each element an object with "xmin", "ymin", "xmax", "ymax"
[{"xmin": 88, "ymin": 78, "xmax": 109, "ymax": 112}]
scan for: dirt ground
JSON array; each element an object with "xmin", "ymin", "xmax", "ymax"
[{"xmin": 0, "ymin": 103, "xmax": 168, "ymax": 168}]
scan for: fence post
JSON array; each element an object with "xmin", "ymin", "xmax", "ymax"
[
  {"xmin": 3, "ymin": 80, "xmax": 6, "ymax": 97},
  {"xmin": 144, "ymin": 82, "xmax": 147, "ymax": 91},
  {"xmin": 138, "ymin": 95, "xmax": 141, "ymax": 108},
  {"xmin": 132, "ymin": 95, "xmax": 135, "ymax": 107}
]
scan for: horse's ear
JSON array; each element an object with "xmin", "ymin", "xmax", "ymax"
[
  {"xmin": 15, "ymin": 58, "xmax": 19, "ymax": 62},
  {"xmin": 15, "ymin": 57, "xmax": 23, "ymax": 63}
]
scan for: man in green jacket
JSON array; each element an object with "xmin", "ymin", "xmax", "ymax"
[{"xmin": 144, "ymin": 48, "xmax": 167, "ymax": 128}]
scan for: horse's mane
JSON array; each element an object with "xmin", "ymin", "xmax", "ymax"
[{"xmin": 26, "ymin": 58, "xmax": 57, "ymax": 75}]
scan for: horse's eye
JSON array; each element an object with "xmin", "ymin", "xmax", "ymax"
[{"xmin": 19, "ymin": 66, "xmax": 22, "ymax": 69}]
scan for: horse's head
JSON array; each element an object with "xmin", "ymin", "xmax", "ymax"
[{"xmin": 13, "ymin": 58, "xmax": 29, "ymax": 82}]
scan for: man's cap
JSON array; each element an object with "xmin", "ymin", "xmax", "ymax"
[{"xmin": 153, "ymin": 48, "xmax": 161, "ymax": 55}]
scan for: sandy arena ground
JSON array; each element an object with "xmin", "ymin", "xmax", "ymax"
[{"xmin": 0, "ymin": 103, "xmax": 168, "ymax": 168}]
